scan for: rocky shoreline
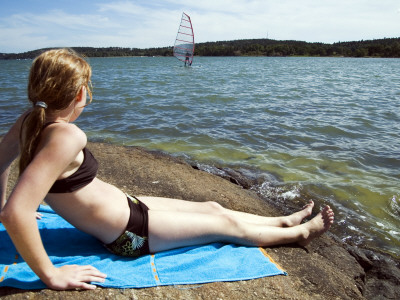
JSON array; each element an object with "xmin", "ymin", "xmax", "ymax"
[{"xmin": 1, "ymin": 142, "xmax": 399, "ymax": 299}]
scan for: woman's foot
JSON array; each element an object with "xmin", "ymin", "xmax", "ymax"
[
  {"xmin": 282, "ymin": 201, "xmax": 314, "ymax": 227},
  {"xmin": 297, "ymin": 205, "xmax": 334, "ymax": 247}
]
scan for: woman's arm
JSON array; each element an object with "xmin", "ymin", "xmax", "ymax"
[
  {"xmin": 0, "ymin": 112, "xmax": 28, "ymax": 211},
  {"xmin": 0, "ymin": 124, "xmax": 106, "ymax": 289},
  {"xmin": 1, "ymin": 111, "xmax": 41, "ymax": 218},
  {"xmin": 0, "ymin": 167, "xmax": 11, "ymax": 211}
]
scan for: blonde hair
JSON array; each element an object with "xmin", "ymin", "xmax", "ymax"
[{"xmin": 19, "ymin": 48, "xmax": 92, "ymax": 174}]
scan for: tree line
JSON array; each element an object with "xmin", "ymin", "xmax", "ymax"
[
  {"xmin": 196, "ymin": 38, "xmax": 400, "ymax": 57},
  {"xmin": 1, "ymin": 38, "xmax": 399, "ymax": 59}
]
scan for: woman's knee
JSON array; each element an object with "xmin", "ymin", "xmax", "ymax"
[
  {"xmin": 203, "ymin": 201, "xmax": 226, "ymax": 214},
  {"xmin": 219, "ymin": 213, "xmax": 247, "ymax": 239}
]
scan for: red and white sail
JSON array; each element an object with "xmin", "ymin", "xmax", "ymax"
[{"xmin": 173, "ymin": 12, "xmax": 195, "ymax": 65}]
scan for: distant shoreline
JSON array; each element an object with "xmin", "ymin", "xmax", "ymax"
[{"xmin": 1, "ymin": 37, "xmax": 399, "ymax": 59}]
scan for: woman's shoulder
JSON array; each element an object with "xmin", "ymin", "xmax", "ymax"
[
  {"xmin": 0, "ymin": 110, "xmax": 32, "ymax": 147},
  {"xmin": 45, "ymin": 122, "xmax": 85, "ymax": 135},
  {"xmin": 42, "ymin": 122, "xmax": 87, "ymax": 152}
]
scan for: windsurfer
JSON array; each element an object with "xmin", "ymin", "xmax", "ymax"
[
  {"xmin": 185, "ymin": 51, "xmax": 191, "ymax": 66},
  {"xmin": 173, "ymin": 13, "xmax": 194, "ymax": 66}
]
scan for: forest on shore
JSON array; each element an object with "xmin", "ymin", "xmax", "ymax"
[{"xmin": 1, "ymin": 37, "xmax": 399, "ymax": 59}]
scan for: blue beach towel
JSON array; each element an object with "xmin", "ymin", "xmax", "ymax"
[{"xmin": 0, "ymin": 205, "xmax": 286, "ymax": 289}]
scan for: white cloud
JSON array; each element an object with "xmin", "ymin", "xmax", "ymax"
[
  {"xmin": 5, "ymin": 10, "xmax": 113, "ymax": 30},
  {"xmin": 98, "ymin": 1, "xmax": 151, "ymax": 15}
]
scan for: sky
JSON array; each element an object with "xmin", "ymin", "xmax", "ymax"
[{"xmin": 0, "ymin": 0, "xmax": 399, "ymax": 53}]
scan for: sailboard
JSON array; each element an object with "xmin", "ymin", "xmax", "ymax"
[{"xmin": 173, "ymin": 12, "xmax": 195, "ymax": 66}]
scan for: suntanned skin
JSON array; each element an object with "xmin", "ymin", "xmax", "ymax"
[{"xmin": 0, "ymin": 87, "xmax": 334, "ymax": 291}]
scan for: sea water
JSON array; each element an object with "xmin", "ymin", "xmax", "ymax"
[{"xmin": 1, "ymin": 56, "xmax": 399, "ymax": 258}]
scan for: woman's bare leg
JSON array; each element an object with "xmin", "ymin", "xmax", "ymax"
[
  {"xmin": 138, "ymin": 196, "xmax": 315, "ymax": 228},
  {"xmin": 147, "ymin": 205, "xmax": 334, "ymax": 253}
]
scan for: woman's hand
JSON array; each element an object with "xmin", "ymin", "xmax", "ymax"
[{"xmin": 45, "ymin": 265, "xmax": 107, "ymax": 290}]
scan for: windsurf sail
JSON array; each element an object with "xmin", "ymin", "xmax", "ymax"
[{"xmin": 173, "ymin": 12, "xmax": 195, "ymax": 66}]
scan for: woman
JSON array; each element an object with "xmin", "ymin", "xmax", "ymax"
[{"xmin": 0, "ymin": 49, "xmax": 334, "ymax": 291}]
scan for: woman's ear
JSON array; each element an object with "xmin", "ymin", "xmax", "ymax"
[{"xmin": 76, "ymin": 86, "xmax": 86, "ymax": 102}]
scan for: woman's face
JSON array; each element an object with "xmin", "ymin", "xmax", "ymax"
[{"xmin": 70, "ymin": 86, "xmax": 87, "ymax": 122}]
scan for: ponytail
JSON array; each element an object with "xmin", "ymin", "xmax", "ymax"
[{"xmin": 19, "ymin": 105, "xmax": 47, "ymax": 173}]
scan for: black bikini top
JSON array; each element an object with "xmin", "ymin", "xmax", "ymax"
[
  {"xmin": 41, "ymin": 122, "xmax": 98, "ymax": 193},
  {"xmin": 48, "ymin": 147, "xmax": 98, "ymax": 193}
]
